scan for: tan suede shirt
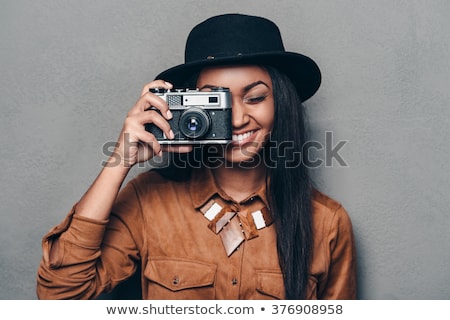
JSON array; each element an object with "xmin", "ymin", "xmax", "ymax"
[{"xmin": 37, "ymin": 167, "xmax": 357, "ymax": 300}]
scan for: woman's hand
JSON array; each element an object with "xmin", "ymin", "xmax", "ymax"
[
  {"xmin": 107, "ymin": 80, "xmax": 192, "ymax": 168},
  {"xmin": 77, "ymin": 80, "xmax": 192, "ymax": 220}
]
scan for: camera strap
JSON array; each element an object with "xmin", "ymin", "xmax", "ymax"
[{"xmin": 199, "ymin": 198, "xmax": 272, "ymax": 256}]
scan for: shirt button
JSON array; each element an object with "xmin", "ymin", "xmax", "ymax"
[
  {"xmin": 173, "ymin": 276, "xmax": 179, "ymax": 285},
  {"xmin": 231, "ymin": 278, "xmax": 238, "ymax": 285}
]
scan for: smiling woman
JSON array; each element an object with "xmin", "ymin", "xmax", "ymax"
[{"xmin": 36, "ymin": 13, "xmax": 357, "ymax": 300}]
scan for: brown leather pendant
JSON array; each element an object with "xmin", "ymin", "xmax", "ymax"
[
  {"xmin": 210, "ymin": 211, "xmax": 236, "ymax": 234},
  {"xmin": 237, "ymin": 210, "xmax": 259, "ymax": 240},
  {"xmin": 219, "ymin": 218, "xmax": 245, "ymax": 256},
  {"xmin": 199, "ymin": 198, "xmax": 271, "ymax": 256}
]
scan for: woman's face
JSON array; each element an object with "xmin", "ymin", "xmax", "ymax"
[{"xmin": 196, "ymin": 65, "xmax": 275, "ymax": 164}]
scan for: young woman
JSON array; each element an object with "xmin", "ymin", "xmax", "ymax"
[{"xmin": 37, "ymin": 13, "xmax": 356, "ymax": 300}]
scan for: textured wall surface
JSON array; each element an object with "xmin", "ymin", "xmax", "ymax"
[{"xmin": 1, "ymin": 0, "xmax": 449, "ymax": 299}]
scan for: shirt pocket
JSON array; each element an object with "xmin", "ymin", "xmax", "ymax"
[
  {"xmin": 144, "ymin": 257, "xmax": 217, "ymax": 299},
  {"xmin": 255, "ymin": 270, "xmax": 285, "ymax": 299},
  {"xmin": 255, "ymin": 271, "xmax": 319, "ymax": 300}
]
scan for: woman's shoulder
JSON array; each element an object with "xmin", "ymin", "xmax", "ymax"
[
  {"xmin": 312, "ymin": 189, "xmax": 342, "ymax": 211},
  {"xmin": 311, "ymin": 188, "xmax": 354, "ymax": 235},
  {"xmin": 125, "ymin": 168, "xmax": 192, "ymax": 193},
  {"xmin": 139, "ymin": 165, "xmax": 193, "ymax": 181},
  {"xmin": 311, "ymin": 188, "xmax": 351, "ymax": 222},
  {"xmin": 132, "ymin": 169, "xmax": 172, "ymax": 183}
]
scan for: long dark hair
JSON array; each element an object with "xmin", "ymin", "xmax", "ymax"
[
  {"xmin": 265, "ymin": 66, "xmax": 313, "ymax": 299},
  {"xmin": 156, "ymin": 65, "xmax": 313, "ymax": 299}
]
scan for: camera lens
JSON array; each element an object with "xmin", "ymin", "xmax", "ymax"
[
  {"xmin": 187, "ymin": 118, "xmax": 200, "ymax": 131},
  {"xmin": 179, "ymin": 108, "xmax": 210, "ymax": 139}
]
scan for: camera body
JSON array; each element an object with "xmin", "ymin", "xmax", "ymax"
[{"xmin": 145, "ymin": 87, "xmax": 232, "ymax": 144}]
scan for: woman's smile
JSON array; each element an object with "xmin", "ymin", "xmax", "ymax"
[{"xmin": 231, "ymin": 129, "xmax": 256, "ymax": 145}]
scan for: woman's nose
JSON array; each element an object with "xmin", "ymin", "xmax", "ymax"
[{"xmin": 232, "ymin": 99, "xmax": 250, "ymax": 128}]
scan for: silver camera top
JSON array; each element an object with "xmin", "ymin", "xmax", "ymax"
[{"xmin": 150, "ymin": 87, "xmax": 231, "ymax": 110}]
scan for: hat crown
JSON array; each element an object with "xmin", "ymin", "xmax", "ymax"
[
  {"xmin": 157, "ymin": 13, "xmax": 321, "ymax": 102},
  {"xmin": 185, "ymin": 14, "xmax": 286, "ymax": 63}
]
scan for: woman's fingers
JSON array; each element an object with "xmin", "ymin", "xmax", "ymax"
[
  {"xmin": 116, "ymin": 81, "xmax": 195, "ymax": 166},
  {"xmin": 128, "ymin": 80, "xmax": 173, "ymax": 119},
  {"xmin": 129, "ymin": 109, "xmax": 174, "ymax": 140},
  {"xmin": 161, "ymin": 145, "xmax": 194, "ymax": 154}
]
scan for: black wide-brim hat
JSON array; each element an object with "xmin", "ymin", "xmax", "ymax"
[{"xmin": 156, "ymin": 13, "xmax": 321, "ymax": 102}]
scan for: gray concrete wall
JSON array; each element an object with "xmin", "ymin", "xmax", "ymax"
[{"xmin": 1, "ymin": 0, "xmax": 449, "ymax": 299}]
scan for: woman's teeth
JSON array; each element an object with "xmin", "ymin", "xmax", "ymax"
[{"xmin": 232, "ymin": 131, "xmax": 254, "ymax": 142}]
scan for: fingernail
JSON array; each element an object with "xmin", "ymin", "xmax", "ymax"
[
  {"xmin": 166, "ymin": 110, "xmax": 173, "ymax": 119},
  {"xmin": 157, "ymin": 150, "xmax": 163, "ymax": 157},
  {"xmin": 165, "ymin": 81, "xmax": 173, "ymax": 88},
  {"xmin": 168, "ymin": 129, "xmax": 175, "ymax": 139}
]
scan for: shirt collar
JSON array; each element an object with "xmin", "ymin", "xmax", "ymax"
[{"xmin": 190, "ymin": 167, "xmax": 270, "ymax": 209}]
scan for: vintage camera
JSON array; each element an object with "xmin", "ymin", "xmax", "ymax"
[{"xmin": 145, "ymin": 87, "xmax": 232, "ymax": 144}]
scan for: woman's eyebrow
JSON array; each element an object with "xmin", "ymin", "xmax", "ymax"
[
  {"xmin": 199, "ymin": 81, "xmax": 270, "ymax": 92},
  {"xmin": 198, "ymin": 84, "xmax": 219, "ymax": 91},
  {"xmin": 242, "ymin": 81, "xmax": 270, "ymax": 93}
]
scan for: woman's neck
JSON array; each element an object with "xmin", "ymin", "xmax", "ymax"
[{"xmin": 212, "ymin": 162, "xmax": 267, "ymax": 203}]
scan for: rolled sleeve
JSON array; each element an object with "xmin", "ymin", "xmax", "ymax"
[
  {"xmin": 48, "ymin": 214, "xmax": 108, "ymax": 268},
  {"xmin": 37, "ymin": 204, "xmax": 109, "ymax": 299}
]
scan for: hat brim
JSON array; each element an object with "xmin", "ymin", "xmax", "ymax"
[{"xmin": 155, "ymin": 51, "xmax": 321, "ymax": 102}]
